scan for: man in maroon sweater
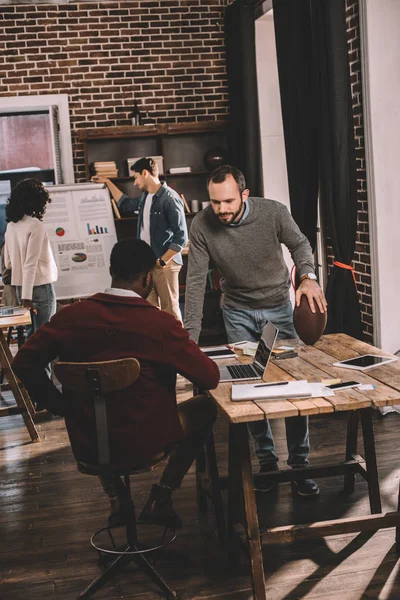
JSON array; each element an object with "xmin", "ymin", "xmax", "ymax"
[{"xmin": 13, "ymin": 238, "xmax": 219, "ymax": 530}]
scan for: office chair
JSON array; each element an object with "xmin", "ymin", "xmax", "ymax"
[{"xmin": 55, "ymin": 358, "xmax": 178, "ymax": 599}]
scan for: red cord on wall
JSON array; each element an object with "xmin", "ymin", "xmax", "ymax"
[{"xmin": 333, "ymin": 260, "xmax": 357, "ymax": 287}]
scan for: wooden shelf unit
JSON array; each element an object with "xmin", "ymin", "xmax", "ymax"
[
  {"xmin": 78, "ymin": 121, "xmax": 227, "ymax": 201},
  {"xmin": 77, "ymin": 120, "xmax": 228, "ymax": 345}
]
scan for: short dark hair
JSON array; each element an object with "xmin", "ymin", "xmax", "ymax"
[
  {"xmin": 6, "ymin": 179, "xmax": 51, "ymax": 223},
  {"xmin": 130, "ymin": 157, "xmax": 157, "ymax": 175},
  {"xmin": 207, "ymin": 165, "xmax": 246, "ymax": 194},
  {"xmin": 110, "ymin": 238, "xmax": 156, "ymax": 281}
]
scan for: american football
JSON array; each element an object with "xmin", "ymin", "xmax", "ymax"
[{"xmin": 293, "ymin": 294, "xmax": 327, "ymax": 345}]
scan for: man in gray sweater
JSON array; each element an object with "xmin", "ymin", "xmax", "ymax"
[{"xmin": 184, "ymin": 165, "xmax": 327, "ymax": 496}]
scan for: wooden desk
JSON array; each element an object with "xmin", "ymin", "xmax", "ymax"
[
  {"xmin": 209, "ymin": 333, "xmax": 400, "ymax": 600},
  {"xmin": 0, "ymin": 311, "xmax": 39, "ymax": 442}
]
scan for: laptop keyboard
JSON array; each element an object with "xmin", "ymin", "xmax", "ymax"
[{"xmin": 226, "ymin": 364, "xmax": 260, "ymax": 379}]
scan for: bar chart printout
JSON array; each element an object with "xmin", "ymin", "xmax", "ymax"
[{"xmin": 87, "ymin": 223, "xmax": 108, "ymax": 235}]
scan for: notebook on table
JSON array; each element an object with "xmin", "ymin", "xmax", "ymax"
[
  {"xmin": 231, "ymin": 380, "xmax": 312, "ymax": 402},
  {"xmin": 202, "ymin": 346, "xmax": 236, "ymax": 359},
  {"xmin": 218, "ymin": 321, "xmax": 279, "ymax": 382},
  {"xmin": 0, "ymin": 306, "xmax": 27, "ymax": 318}
]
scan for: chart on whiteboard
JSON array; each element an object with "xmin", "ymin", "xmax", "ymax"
[{"xmin": 43, "ymin": 183, "xmax": 117, "ymax": 300}]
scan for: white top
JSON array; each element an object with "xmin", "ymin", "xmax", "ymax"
[
  {"xmin": 4, "ymin": 215, "xmax": 58, "ymax": 301},
  {"xmin": 140, "ymin": 193, "xmax": 153, "ymax": 245},
  {"xmin": 104, "ymin": 287, "xmax": 140, "ymax": 298}
]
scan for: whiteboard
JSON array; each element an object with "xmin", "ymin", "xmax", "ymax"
[{"xmin": 43, "ymin": 183, "xmax": 117, "ymax": 300}]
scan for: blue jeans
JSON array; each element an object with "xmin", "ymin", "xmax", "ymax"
[
  {"xmin": 223, "ymin": 302, "xmax": 310, "ymax": 468},
  {"xmin": 15, "ymin": 283, "xmax": 56, "ymax": 338}
]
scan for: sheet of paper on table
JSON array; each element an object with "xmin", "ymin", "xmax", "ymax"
[
  {"xmin": 229, "ymin": 341, "xmax": 258, "ymax": 350},
  {"xmin": 231, "ymin": 380, "xmax": 334, "ymax": 402}
]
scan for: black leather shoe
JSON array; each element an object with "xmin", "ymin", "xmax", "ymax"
[
  {"xmin": 292, "ymin": 478, "xmax": 320, "ymax": 497},
  {"xmin": 139, "ymin": 484, "xmax": 182, "ymax": 529},
  {"xmin": 254, "ymin": 463, "xmax": 279, "ymax": 492}
]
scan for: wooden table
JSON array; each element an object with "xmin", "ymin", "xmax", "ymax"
[
  {"xmin": 209, "ymin": 333, "xmax": 400, "ymax": 600},
  {"xmin": 0, "ymin": 311, "xmax": 39, "ymax": 442}
]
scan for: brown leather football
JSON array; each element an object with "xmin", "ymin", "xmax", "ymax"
[{"xmin": 293, "ymin": 295, "xmax": 327, "ymax": 345}]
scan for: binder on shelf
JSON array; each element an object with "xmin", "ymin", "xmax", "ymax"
[
  {"xmin": 169, "ymin": 166, "xmax": 192, "ymax": 174},
  {"xmin": 180, "ymin": 193, "xmax": 191, "ymax": 213}
]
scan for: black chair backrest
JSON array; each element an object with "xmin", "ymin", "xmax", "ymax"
[{"xmin": 54, "ymin": 358, "xmax": 140, "ymax": 466}]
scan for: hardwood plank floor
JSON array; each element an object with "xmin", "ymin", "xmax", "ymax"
[{"xmin": 1, "ymin": 389, "xmax": 400, "ymax": 599}]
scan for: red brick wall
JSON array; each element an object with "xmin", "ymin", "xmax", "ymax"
[
  {"xmin": 325, "ymin": 0, "xmax": 372, "ymax": 342},
  {"xmin": 346, "ymin": 0, "xmax": 372, "ymax": 342},
  {"xmin": 0, "ymin": 0, "xmax": 229, "ymax": 181}
]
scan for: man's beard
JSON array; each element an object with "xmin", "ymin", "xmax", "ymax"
[{"xmin": 218, "ymin": 199, "xmax": 244, "ymax": 226}]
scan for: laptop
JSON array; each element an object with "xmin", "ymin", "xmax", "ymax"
[
  {"xmin": 218, "ymin": 321, "xmax": 279, "ymax": 382},
  {"xmin": 0, "ymin": 306, "xmax": 27, "ymax": 318}
]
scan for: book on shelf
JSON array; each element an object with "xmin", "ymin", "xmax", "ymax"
[
  {"xmin": 91, "ymin": 161, "xmax": 118, "ymax": 178},
  {"xmin": 207, "ymin": 268, "xmax": 222, "ymax": 291},
  {"xmin": 169, "ymin": 166, "xmax": 192, "ymax": 174}
]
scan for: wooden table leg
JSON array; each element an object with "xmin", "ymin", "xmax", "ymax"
[
  {"xmin": 205, "ymin": 430, "xmax": 226, "ymax": 546},
  {"xmin": 229, "ymin": 423, "xmax": 266, "ymax": 600},
  {"xmin": 196, "ymin": 446, "xmax": 208, "ymax": 519},
  {"xmin": 0, "ymin": 329, "xmax": 39, "ymax": 442},
  {"xmin": 360, "ymin": 408, "xmax": 381, "ymax": 514},
  {"xmin": 0, "ymin": 328, "xmax": 35, "ymax": 414},
  {"xmin": 344, "ymin": 411, "xmax": 359, "ymax": 494},
  {"xmin": 396, "ymin": 478, "xmax": 400, "ymax": 553},
  {"xmin": 228, "ymin": 423, "xmax": 242, "ymax": 568},
  {"xmin": 193, "ymin": 384, "xmax": 208, "ymax": 519}
]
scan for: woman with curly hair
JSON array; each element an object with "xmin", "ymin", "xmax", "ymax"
[{"xmin": 4, "ymin": 179, "xmax": 58, "ymax": 335}]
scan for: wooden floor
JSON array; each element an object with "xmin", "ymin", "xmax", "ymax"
[{"xmin": 1, "ymin": 384, "xmax": 400, "ymax": 599}]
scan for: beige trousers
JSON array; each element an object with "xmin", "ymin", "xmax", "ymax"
[{"xmin": 147, "ymin": 261, "xmax": 182, "ymax": 323}]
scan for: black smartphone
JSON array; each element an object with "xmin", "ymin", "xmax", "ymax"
[
  {"xmin": 273, "ymin": 351, "xmax": 298, "ymax": 360},
  {"xmin": 326, "ymin": 381, "xmax": 360, "ymax": 390}
]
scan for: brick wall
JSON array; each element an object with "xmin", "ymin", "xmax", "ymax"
[
  {"xmin": 1, "ymin": 0, "xmax": 373, "ymax": 340},
  {"xmin": 0, "ymin": 0, "xmax": 229, "ymax": 181},
  {"xmin": 345, "ymin": 0, "xmax": 372, "ymax": 342},
  {"xmin": 326, "ymin": 0, "xmax": 372, "ymax": 342}
]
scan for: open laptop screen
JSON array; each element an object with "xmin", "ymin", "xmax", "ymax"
[{"xmin": 253, "ymin": 321, "xmax": 278, "ymax": 373}]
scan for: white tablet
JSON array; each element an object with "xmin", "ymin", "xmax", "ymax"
[{"xmin": 333, "ymin": 354, "xmax": 397, "ymax": 371}]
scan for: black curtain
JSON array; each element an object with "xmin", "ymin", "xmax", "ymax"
[
  {"xmin": 272, "ymin": 0, "xmax": 362, "ymax": 338},
  {"xmin": 224, "ymin": 1, "xmax": 262, "ymax": 196},
  {"xmin": 272, "ymin": 0, "xmax": 319, "ymax": 252},
  {"xmin": 311, "ymin": 0, "xmax": 362, "ymax": 338}
]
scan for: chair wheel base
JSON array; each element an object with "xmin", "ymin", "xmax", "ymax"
[
  {"xmin": 79, "ymin": 524, "xmax": 178, "ymax": 599},
  {"xmin": 91, "ymin": 524, "xmax": 176, "ymax": 557}
]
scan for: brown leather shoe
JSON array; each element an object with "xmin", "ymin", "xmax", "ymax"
[{"xmin": 139, "ymin": 484, "xmax": 182, "ymax": 529}]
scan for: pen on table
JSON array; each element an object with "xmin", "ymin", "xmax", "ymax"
[{"xmin": 254, "ymin": 381, "xmax": 290, "ymax": 388}]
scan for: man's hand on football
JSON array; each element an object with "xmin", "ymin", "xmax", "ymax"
[{"xmin": 295, "ymin": 280, "xmax": 327, "ymax": 314}]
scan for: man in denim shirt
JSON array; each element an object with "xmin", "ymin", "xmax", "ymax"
[{"xmin": 93, "ymin": 157, "xmax": 188, "ymax": 322}]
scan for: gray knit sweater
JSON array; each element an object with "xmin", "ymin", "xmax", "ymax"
[{"xmin": 184, "ymin": 197, "xmax": 315, "ymax": 342}]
